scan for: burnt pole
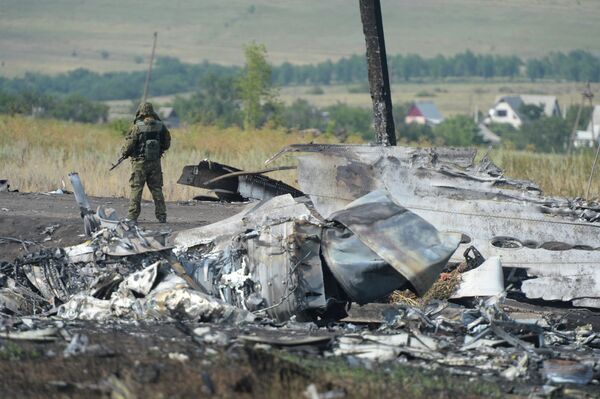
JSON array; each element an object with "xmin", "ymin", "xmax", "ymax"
[{"xmin": 359, "ymin": 0, "xmax": 396, "ymax": 146}]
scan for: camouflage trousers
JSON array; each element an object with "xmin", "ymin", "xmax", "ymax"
[{"xmin": 127, "ymin": 159, "xmax": 166, "ymax": 221}]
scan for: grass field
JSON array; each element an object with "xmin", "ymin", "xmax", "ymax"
[
  {"xmin": 279, "ymin": 81, "xmax": 590, "ymax": 117},
  {"xmin": 2, "ymin": 116, "xmax": 600, "ymax": 201},
  {"xmin": 1, "ymin": 0, "xmax": 599, "ymax": 77},
  {"xmin": 106, "ymin": 81, "xmax": 593, "ymax": 122},
  {"xmin": 0, "ymin": 116, "xmax": 341, "ymax": 201}
]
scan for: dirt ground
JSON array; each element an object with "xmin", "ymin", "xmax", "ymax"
[
  {"xmin": 1, "ymin": 190, "xmax": 600, "ymax": 398},
  {"xmin": 0, "ymin": 190, "xmax": 245, "ymax": 262}
]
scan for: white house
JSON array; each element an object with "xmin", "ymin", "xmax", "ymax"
[
  {"xmin": 587, "ymin": 105, "xmax": 600, "ymax": 137},
  {"xmin": 574, "ymin": 105, "xmax": 600, "ymax": 147},
  {"xmin": 485, "ymin": 95, "xmax": 562, "ymax": 129}
]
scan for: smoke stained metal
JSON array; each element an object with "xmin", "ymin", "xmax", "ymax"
[{"xmin": 359, "ymin": 0, "xmax": 396, "ymax": 146}]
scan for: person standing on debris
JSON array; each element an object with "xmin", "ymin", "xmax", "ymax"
[{"xmin": 120, "ymin": 102, "xmax": 171, "ymax": 223}]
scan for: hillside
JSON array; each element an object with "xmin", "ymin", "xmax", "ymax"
[{"xmin": 1, "ymin": 0, "xmax": 599, "ymax": 77}]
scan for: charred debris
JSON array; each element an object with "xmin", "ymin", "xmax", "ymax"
[{"xmin": 2, "ymin": 145, "xmax": 600, "ymax": 389}]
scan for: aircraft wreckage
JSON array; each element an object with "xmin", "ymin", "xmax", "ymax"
[
  {"xmin": 2, "ymin": 145, "xmax": 600, "ymax": 324},
  {"xmin": 175, "ymin": 144, "xmax": 600, "ymax": 312},
  {"xmin": 3, "ymin": 144, "xmax": 600, "ymax": 388}
]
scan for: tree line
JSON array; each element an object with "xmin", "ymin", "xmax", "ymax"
[
  {"xmin": 1, "ymin": 50, "xmax": 599, "ymax": 101},
  {"xmin": 0, "ymin": 91, "xmax": 108, "ymax": 123},
  {"xmin": 0, "ymin": 42, "xmax": 595, "ymax": 154}
]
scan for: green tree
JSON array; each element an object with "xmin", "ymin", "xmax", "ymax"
[
  {"xmin": 519, "ymin": 103, "xmax": 544, "ymax": 121},
  {"xmin": 489, "ymin": 123, "xmax": 528, "ymax": 149},
  {"xmin": 238, "ymin": 42, "xmax": 276, "ymax": 130},
  {"xmin": 526, "ymin": 59, "xmax": 545, "ymax": 81},
  {"xmin": 173, "ymin": 74, "xmax": 242, "ymax": 127},
  {"xmin": 397, "ymin": 122, "xmax": 434, "ymax": 143},
  {"xmin": 434, "ymin": 115, "xmax": 481, "ymax": 146},
  {"xmin": 281, "ymin": 99, "xmax": 324, "ymax": 130},
  {"xmin": 325, "ymin": 103, "xmax": 374, "ymax": 140},
  {"xmin": 521, "ymin": 117, "xmax": 569, "ymax": 152},
  {"xmin": 565, "ymin": 105, "xmax": 593, "ymax": 131}
]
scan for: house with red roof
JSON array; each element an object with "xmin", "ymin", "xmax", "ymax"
[{"xmin": 404, "ymin": 101, "xmax": 444, "ymax": 126}]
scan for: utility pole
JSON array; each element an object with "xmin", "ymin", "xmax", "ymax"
[
  {"xmin": 141, "ymin": 32, "xmax": 158, "ymax": 104},
  {"xmin": 582, "ymin": 83, "xmax": 598, "ymax": 200},
  {"xmin": 359, "ymin": 0, "xmax": 396, "ymax": 146}
]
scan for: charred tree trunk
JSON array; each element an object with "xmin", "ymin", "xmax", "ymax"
[{"xmin": 359, "ymin": 0, "xmax": 396, "ymax": 146}]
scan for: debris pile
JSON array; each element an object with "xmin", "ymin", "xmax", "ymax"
[
  {"xmin": 330, "ymin": 296, "xmax": 600, "ymax": 385},
  {"xmin": 1, "ymin": 144, "xmax": 600, "ymax": 390},
  {"xmin": 1, "ymin": 188, "xmax": 459, "ymax": 324},
  {"xmin": 0, "ymin": 218, "xmax": 252, "ymax": 323},
  {"xmin": 172, "ymin": 189, "xmax": 459, "ymax": 321},
  {"xmin": 275, "ymin": 144, "xmax": 600, "ymax": 309}
]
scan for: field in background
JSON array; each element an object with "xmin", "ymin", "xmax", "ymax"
[
  {"xmin": 2, "ymin": 0, "xmax": 600, "ymax": 76},
  {"xmin": 489, "ymin": 149, "xmax": 600, "ymax": 198},
  {"xmin": 0, "ymin": 116, "xmax": 343, "ymax": 201},
  {"xmin": 279, "ymin": 81, "xmax": 588, "ymax": 117},
  {"xmin": 2, "ymin": 116, "xmax": 600, "ymax": 201},
  {"xmin": 107, "ymin": 81, "xmax": 590, "ymax": 122}
]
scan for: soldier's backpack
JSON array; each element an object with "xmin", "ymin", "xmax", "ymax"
[{"xmin": 136, "ymin": 120, "xmax": 163, "ymax": 161}]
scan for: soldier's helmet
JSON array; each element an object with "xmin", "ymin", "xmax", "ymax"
[{"xmin": 137, "ymin": 102, "xmax": 155, "ymax": 117}]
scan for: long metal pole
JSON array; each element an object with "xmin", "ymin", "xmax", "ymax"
[
  {"xmin": 141, "ymin": 32, "xmax": 158, "ymax": 104},
  {"xmin": 585, "ymin": 107, "xmax": 597, "ymax": 199},
  {"xmin": 359, "ymin": 0, "xmax": 396, "ymax": 146}
]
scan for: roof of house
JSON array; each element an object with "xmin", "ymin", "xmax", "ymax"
[
  {"xmin": 497, "ymin": 96, "xmax": 524, "ymax": 116},
  {"xmin": 413, "ymin": 101, "xmax": 443, "ymax": 121},
  {"xmin": 520, "ymin": 95, "xmax": 560, "ymax": 117}
]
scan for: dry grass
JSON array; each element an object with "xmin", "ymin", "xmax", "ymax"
[
  {"xmin": 0, "ymin": 115, "xmax": 344, "ymax": 201},
  {"xmin": 3, "ymin": 115, "xmax": 600, "ymax": 201},
  {"xmin": 488, "ymin": 148, "xmax": 600, "ymax": 198},
  {"xmin": 390, "ymin": 268, "xmax": 463, "ymax": 307}
]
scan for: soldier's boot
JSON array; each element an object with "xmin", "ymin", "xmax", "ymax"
[
  {"xmin": 153, "ymin": 193, "xmax": 167, "ymax": 223},
  {"xmin": 147, "ymin": 166, "xmax": 167, "ymax": 223}
]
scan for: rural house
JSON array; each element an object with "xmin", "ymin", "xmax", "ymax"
[
  {"xmin": 404, "ymin": 101, "xmax": 444, "ymax": 126},
  {"xmin": 574, "ymin": 105, "xmax": 600, "ymax": 147},
  {"xmin": 485, "ymin": 95, "xmax": 562, "ymax": 129}
]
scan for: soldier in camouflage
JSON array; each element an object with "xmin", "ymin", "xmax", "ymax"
[{"xmin": 120, "ymin": 102, "xmax": 171, "ymax": 223}]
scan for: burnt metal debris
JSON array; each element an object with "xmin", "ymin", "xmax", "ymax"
[
  {"xmin": 1, "ymin": 171, "xmax": 458, "ymax": 322},
  {"xmin": 2, "ymin": 146, "xmax": 600, "ymax": 390},
  {"xmin": 0, "ymin": 179, "xmax": 17, "ymax": 192},
  {"xmin": 172, "ymin": 190, "xmax": 458, "ymax": 321},
  {"xmin": 177, "ymin": 159, "xmax": 303, "ymax": 202},
  {"xmin": 275, "ymin": 143, "xmax": 600, "ymax": 309}
]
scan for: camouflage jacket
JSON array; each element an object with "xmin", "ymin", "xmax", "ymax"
[{"xmin": 121, "ymin": 117, "xmax": 171, "ymax": 160}]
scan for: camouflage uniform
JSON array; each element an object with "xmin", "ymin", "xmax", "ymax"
[{"xmin": 121, "ymin": 102, "xmax": 171, "ymax": 222}]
